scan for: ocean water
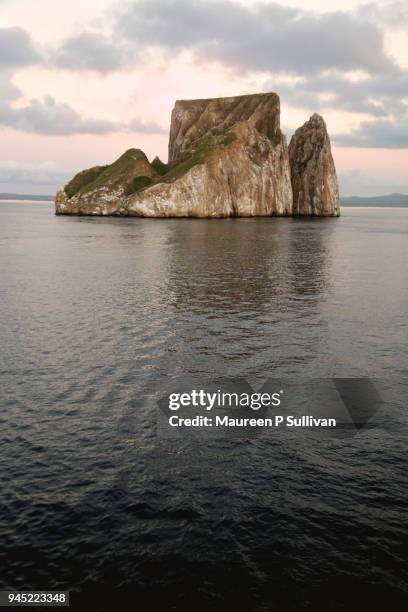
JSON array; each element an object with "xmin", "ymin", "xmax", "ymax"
[{"xmin": 0, "ymin": 201, "xmax": 407, "ymax": 610}]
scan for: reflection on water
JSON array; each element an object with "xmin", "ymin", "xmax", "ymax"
[
  {"xmin": 160, "ymin": 217, "xmax": 336, "ymax": 375},
  {"xmin": 164, "ymin": 218, "xmax": 333, "ymax": 314},
  {"xmin": 0, "ymin": 203, "xmax": 407, "ymax": 611}
]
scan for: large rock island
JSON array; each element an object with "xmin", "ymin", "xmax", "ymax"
[{"xmin": 55, "ymin": 92, "xmax": 339, "ymax": 217}]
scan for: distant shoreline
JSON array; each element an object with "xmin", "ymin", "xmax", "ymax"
[
  {"xmin": 0, "ymin": 194, "xmax": 54, "ymax": 201},
  {"xmin": 340, "ymin": 193, "xmax": 408, "ymax": 207},
  {"xmin": 1, "ymin": 193, "xmax": 408, "ymax": 208}
]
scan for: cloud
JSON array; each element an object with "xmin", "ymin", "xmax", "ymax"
[
  {"xmin": 2, "ymin": 3, "xmax": 398, "ymax": 79},
  {"xmin": 0, "ymin": 2, "xmax": 406, "ymax": 148},
  {"xmin": 0, "ymin": 160, "xmax": 71, "ymax": 186},
  {"xmin": 0, "ymin": 28, "xmax": 166, "ymax": 137},
  {"xmin": 357, "ymin": 1, "xmax": 408, "ymax": 30},
  {"xmin": 128, "ymin": 117, "xmax": 167, "ymax": 134},
  {"xmin": 272, "ymin": 71, "xmax": 408, "ymax": 119},
  {"xmin": 0, "ymin": 26, "xmax": 41, "ymax": 68},
  {"xmin": 338, "ymin": 167, "xmax": 408, "ymax": 196},
  {"xmin": 114, "ymin": 0, "xmax": 397, "ymax": 76},
  {"xmin": 0, "ymin": 95, "xmax": 123, "ymax": 135},
  {"xmin": 334, "ymin": 116, "xmax": 408, "ymax": 148},
  {"xmin": 0, "ymin": 70, "xmax": 21, "ymax": 101},
  {"xmin": 0, "ymin": 46, "xmax": 166, "ymax": 136},
  {"xmin": 54, "ymin": 32, "xmax": 125, "ymax": 73},
  {"xmin": 0, "ymin": 93, "xmax": 166, "ymax": 136},
  {"xmin": 1, "ymin": 26, "xmax": 123, "ymax": 75}
]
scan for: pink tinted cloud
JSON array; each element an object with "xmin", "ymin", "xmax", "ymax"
[{"xmin": 333, "ymin": 146, "xmax": 408, "ymax": 180}]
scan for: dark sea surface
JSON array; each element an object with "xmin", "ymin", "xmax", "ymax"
[{"xmin": 0, "ymin": 201, "xmax": 407, "ymax": 611}]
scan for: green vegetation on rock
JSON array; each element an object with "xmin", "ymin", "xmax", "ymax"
[
  {"xmin": 151, "ymin": 157, "xmax": 169, "ymax": 176},
  {"xmin": 157, "ymin": 131, "xmax": 237, "ymax": 184},
  {"xmin": 64, "ymin": 132, "xmax": 237, "ymax": 200},
  {"xmin": 65, "ymin": 166, "xmax": 107, "ymax": 198},
  {"xmin": 81, "ymin": 149, "xmax": 149, "ymax": 193},
  {"xmin": 64, "ymin": 149, "xmax": 152, "ymax": 198},
  {"xmin": 125, "ymin": 175, "xmax": 153, "ymax": 195}
]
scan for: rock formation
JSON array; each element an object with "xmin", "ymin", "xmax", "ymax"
[
  {"xmin": 289, "ymin": 114, "xmax": 339, "ymax": 216},
  {"xmin": 168, "ymin": 94, "xmax": 281, "ymax": 163},
  {"xmin": 55, "ymin": 93, "xmax": 339, "ymax": 217}
]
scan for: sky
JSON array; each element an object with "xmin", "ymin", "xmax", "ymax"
[{"xmin": 0, "ymin": 0, "xmax": 407, "ymax": 196}]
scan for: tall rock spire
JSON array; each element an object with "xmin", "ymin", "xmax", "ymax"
[{"xmin": 289, "ymin": 114, "xmax": 340, "ymax": 216}]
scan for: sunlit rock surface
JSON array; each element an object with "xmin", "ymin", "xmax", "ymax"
[
  {"xmin": 289, "ymin": 114, "xmax": 340, "ymax": 217},
  {"xmin": 55, "ymin": 93, "xmax": 338, "ymax": 218}
]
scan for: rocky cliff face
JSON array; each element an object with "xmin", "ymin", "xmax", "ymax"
[
  {"xmin": 56, "ymin": 149, "xmax": 159, "ymax": 215},
  {"xmin": 289, "ymin": 114, "xmax": 339, "ymax": 216},
  {"xmin": 126, "ymin": 120, "xmax": 292, "ymax": 218},
  {"xmin": 55, "ymin": 93, "xmax": 339, "ymax": 218},
  {"xmin": 168, "ymin": 93, "xmax": 281, "ymax": 163}
]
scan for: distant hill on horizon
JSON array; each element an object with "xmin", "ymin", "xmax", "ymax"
[
  {"xmin": 0, "ymin": 193, "xmax": 54, "ymax": 201},
  {"xmin": 2, "ymin": 192, "xmax": 408, "ymax": 207},
  {"xmin": 341, "ymin": 193, "xmax": 408, "ymax": 207}
]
